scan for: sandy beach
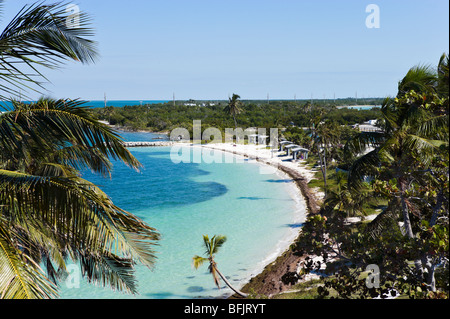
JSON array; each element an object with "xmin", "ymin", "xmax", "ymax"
[{"xmin": 198, "ymin": 143, "xmax": 316, "ymax": 180}]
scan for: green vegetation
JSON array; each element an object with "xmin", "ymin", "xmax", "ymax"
[
  {"xmin": 294, "ymin": 53, "xmax": 449, "ymax": 299},
  {"xmin": 224, "ymin": 93, "xmax": 243, "ymax": 129},
  {"xmin": 91, "ymin": 99, "xmax": 383, "ymax": 135},
  {"xmin": 1, "ymin": 0, "xmax": 446, "ymax": 301}
]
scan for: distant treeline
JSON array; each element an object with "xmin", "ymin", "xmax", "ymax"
[{"xmin": 91, "ymin": 99, "xmax": 383, "ymax": 133}]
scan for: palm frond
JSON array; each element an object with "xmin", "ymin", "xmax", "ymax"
[
  {"xmin": 365, "ymin": 205, "xmax": 399, "ymax": 239},
  {"xmin": 1, "ymin": 98, "xmax": 142, "ymax": 172},
  {"xmin": 192, "ymin": 255, "xmax": 208, "ymax": 270},
  {"xmin": 437, "ymin": 53, "xmax": 449, "ymax": 97},
  {"xmin": 0, "ymin": 169, "xmax": 160, "ymax": 273},
  {"xmin": 397, "ymin": 64, "xmax": 438, "ymax": 97},
  {"xmin": 415, "ymin": 114, "xmax": 449, "ymax": 141},
  {"xmin": 77, "ymin": 252, "xmax": 139, "ymax": 295},
  {"xmin": 211, "ymin": 235, "xmax": 227, "ymax": 254},
  {"xmin": 347, "ymin": 148, "xmax": 381, "ymax": 191},
  {"xmin": 0, "ymin": 223, "xmax": 58, "ymax": 299},
  {"xmin": 343, "ymin": 131, "xmax": 385, "ymax": 159},
  {"xmin": 0, "ymin": 1, "xmax": 98, "ymax": 99},
  {"xmin": 46, "ymin": 144, "xmax": 113, "ymax": 178}
]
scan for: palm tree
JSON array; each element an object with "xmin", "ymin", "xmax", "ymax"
[
  {"xmin": 224, "ymin": 94, "xmax": 243, "ymax": 129},
  {"xmin": 437, "ymin": 53, "xmax": 449, "ymax": 98},
  {"xmin": 345, "ymin": 66, "xmax": 448, "ymax": 235},
  {"xmin": 193, "ymin": 235, "xmax": 248, "ymax": 298},
  {"xmin": 0, "ymin": 1, "xmax": 97, "ymax": 100},
  {"xmin": 344, "ymin": 55, "xmax": 449, "ymax": 291},
  {"xmin": 0, "ymin": 98, "xmax": 160, "ymax": 298},
  {"xmin": 397, "ymin": 64, "xmax": 438, "ymax": 97},
  {"xmin": 0, "ymin": 2, "xmax": 160, "ymax": 298},
  {"xmin": 324, "ymin": 171, "xmax": 373, "ymax": 219},
  {"xmin": 312, "ymin": 120, "xmax": 342, "ymax": 197}
]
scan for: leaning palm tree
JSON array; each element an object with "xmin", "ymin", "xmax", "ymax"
[
  {"xmin": 224, "ymin": 94, "xmax": 243, "ymax": 129},
  {"xmin": 193, "ymin": 235, "xmax": 248, "ymax": 298}
]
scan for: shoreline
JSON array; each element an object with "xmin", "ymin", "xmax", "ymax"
[
  {"xmin": 194, "ymin": 143, "xmax": 322, "ymax": 298},
  {"xmin": 125, "ymin": 140, "xmax": 322, "ymax": 298}
]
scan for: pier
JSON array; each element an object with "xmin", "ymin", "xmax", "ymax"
[{"xmin": 124, "ymin": 141, "xmax": 174, "ymax": 147}]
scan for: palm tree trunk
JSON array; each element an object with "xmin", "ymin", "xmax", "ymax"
[
  {"xmin": 422, "ymin": 190, "xmax": 444, "ymax": 292},
  {"xmin": 317, "ymin": 144, "xmax": 327, "ymax": 197},
  {"xmin": 423, "ymin": 256, "xmax": 437, "ymax": 292},
  {"xmin": 399, "ymin": 193, "xmax": 414, "ymax": 239},
  {"xmin": 430, "ymin": 190, "xmax": 443, "ymax": 227},
  {"xmin": 213, "ymin": 265, "xmax": 248, "ymax": 298},
  {"xmin": 398, "ymin": 182, "xmax": 423, "ymax": 276}
]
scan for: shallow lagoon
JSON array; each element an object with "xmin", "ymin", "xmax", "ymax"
[{"xmin": 59, "ymin": 143, "xmax": 306, "ymax": 299}]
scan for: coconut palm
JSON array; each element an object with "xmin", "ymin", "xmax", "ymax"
[
  {"xmin": 312, "ymin": 120, "xmax": 342, "ymax": 197},
  {"xmin": 193, "ymin": 235, "xmax": 248, "ymax": 298},
  {"xmin": 437, "ymin": 53, "xmax": 449, "ymax": 98},
  {"xmin": 324, "ymin": 171, "xmax": 373, "ymax": 219},
  {"xmin": 397, "ymin": 64, "xmax": 438, "ymax": 97},
  {"xmin": 0, "ymin": 2, "xmax": 160, "ymax": 299},
  {"xmin": 344, "ymin": 55, "xmax": 449, "ymax": 291},
  {"xmin": 0, "ymin": 98, "xmax": 160, "ymax": 298},
  {"xmin": 224, "ymin": 94, "xmax": 243, "ymax": 129},
  {"xmin": 345, "ymin": 55, "xmax": 448, "ymax": 229}
]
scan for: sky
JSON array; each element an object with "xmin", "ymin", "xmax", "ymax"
[{"xmin": 1, "ymin": 0, "xmax": 449, "ymax": 101}]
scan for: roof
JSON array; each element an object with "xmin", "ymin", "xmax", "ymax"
[{"xmin": 291, "ymin": 147, "xmax": 309, "ymax": 152}]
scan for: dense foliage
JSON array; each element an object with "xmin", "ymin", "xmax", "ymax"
[
  {"xmin": 91, "ymin": 99, "xmax": 383, "ymax": 134},
  {"xmin": 295, "ymin": 54, "xmax": 449, "ymax": 299}
]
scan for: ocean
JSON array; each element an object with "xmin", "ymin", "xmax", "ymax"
[
  {"xmin": 338, "ymin": 105, "xmax": 381, "ymax": 110},
  {"xmin": 87, "ymin": 100, "xmax": 170, "ymax": 108},
  {"xmin": 58, "ymin": 131, "xmax": 306, "ymax": 299},
  {"xmin": 0, "ymin": 100, "xmax": 169, "ymax": 109}
]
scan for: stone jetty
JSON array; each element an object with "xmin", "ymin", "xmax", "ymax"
[{"xmin": 124, "ymin": 141, "xmax": 175, "ymax": 147}]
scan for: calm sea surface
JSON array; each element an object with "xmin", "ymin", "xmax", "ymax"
[
  {"xmin": 58, "ymin": 131, "xmax": 306, "ymax": 299},
  {"xmin": 0, "ymin": 100, "xmax": 168, "ymax": 109}
]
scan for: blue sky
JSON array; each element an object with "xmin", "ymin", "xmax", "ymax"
[{"xmin": 1, "ymin": 0, "xmax": 449, "ymax": 100}]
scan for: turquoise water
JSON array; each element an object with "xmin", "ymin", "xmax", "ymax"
[
  {"xmin": 87, "ymin": 100, "xmax": 170, "ymax": 108},
  {"xmin": 339, "ymin": 105, "xmax": 381, "ymax": 110},
  {"xmin": 115, "ymin": 130, "xmax": 169, "ymax": 142},
  {"xmin": 58, "ymin": 143, "xmax": 306, "ymax": 299}
]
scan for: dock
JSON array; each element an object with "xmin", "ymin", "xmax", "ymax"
[{"xmin": 124, "ymin": 141, "xmax": 174, "ymax": 147}]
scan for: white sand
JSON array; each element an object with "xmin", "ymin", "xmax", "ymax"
[{"xmin": 198, "ymin": 142, "xmax": 319, "ymax": 185}]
